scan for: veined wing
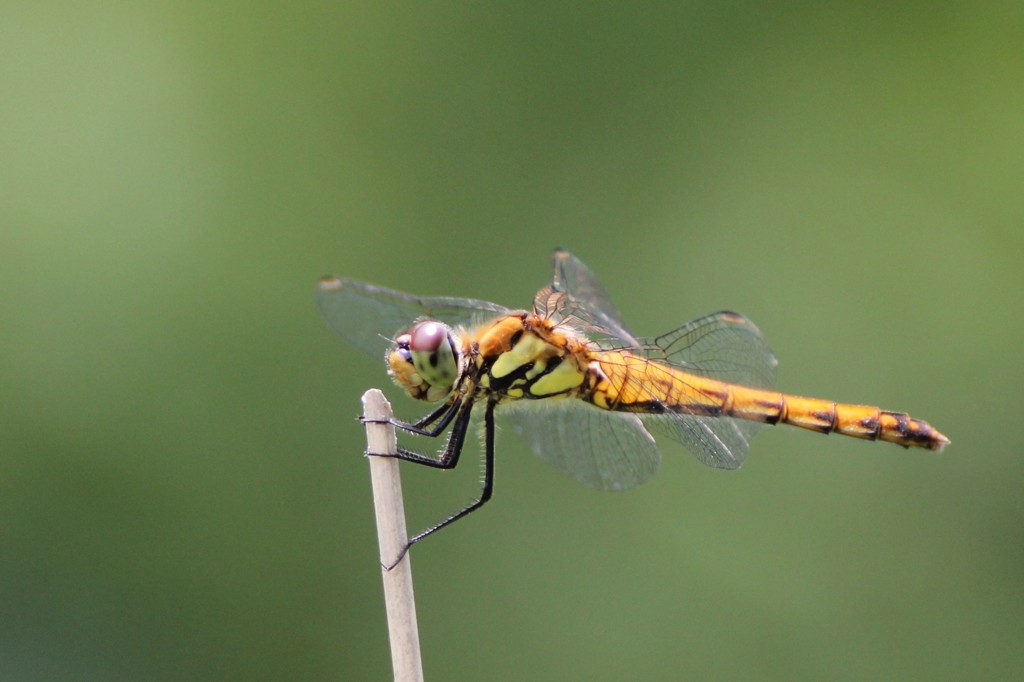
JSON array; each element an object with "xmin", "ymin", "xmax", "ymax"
[
  {"xmin": 609, "ymin": 311, "xmax": 779, "ymax": 470},
  {"xmin": 502, "ymin": 398, "xmax": 660, "ymax": 491},
  {"xmin": 534, "ymin": 250, "xmax": 780, "ymax": 472},
  {"xmin": 537, "ymin": 251, "xmax": 777, "ymax": 387},
  {"xmin": 316, "ymin": 276, "xmax": 511, "ymax": 358},
  {"xmin": 637, "ymin": 311, "xmax": 778, "ymax": 389},
  {"xmin": 534, "ymin": 249, "xmax": 642, "ymax": 348}
]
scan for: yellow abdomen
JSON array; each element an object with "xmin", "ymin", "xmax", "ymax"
[{"xmin": 586, "ymin": 351, "xmax": 949, "ymax": 451}]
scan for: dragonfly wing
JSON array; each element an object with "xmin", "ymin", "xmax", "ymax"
[
  {"xmin": 316, "ymin": 276, "xmax": 511, "ymax": 358},
  {"xmin": 639, "ymin": 311, "xmax": 778, "ymax": 389},
  {"xmin": 643, "ymin": 412, "xmax": 761, "ymax": 470},
  {"xmin": 534, "ymin": 251, "xmax": 779, "ymax": 470},
  {"xmin": 502, "ymin": 399, "xmax": 661, "ymax": 491},
  {"xmin": 611, "ymin": 311, "xmax": 778, "ymax": 470},
  {"xmin": 533, "ymin": 250, "xmax": 642, "ymax": 348}
]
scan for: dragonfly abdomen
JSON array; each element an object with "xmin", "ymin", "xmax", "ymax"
[
  {"xmin": 682, "ymin": 383, "xmax": 949, "ymax": 451},
  {"xmin": 588, "ymin": 352, "xmax": 949, "ymax": 451},
  {"xmin": 763, "ymin": 393, "xmax": 949, "ymax": 451}
]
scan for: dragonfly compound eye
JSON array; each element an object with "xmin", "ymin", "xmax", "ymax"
[
  {"xmin": 408, "ymin": 321, "xmax": 459, "ymax": 396},
  {"xmin": 410, "ymin": 322, "xmax": 446, "ymax": 353}
]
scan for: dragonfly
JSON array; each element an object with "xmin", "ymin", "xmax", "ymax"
[{"xmin": 317, "ymin": 250, "xmax": 948, "ymax": 564}]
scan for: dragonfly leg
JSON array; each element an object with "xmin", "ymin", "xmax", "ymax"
[
  {"xmin": 360, "ymin": 394, "xmax": 462, "ymax": 437},
  {"xmin": 393, "ymin": 395, "xmax": 463, "ymax": 437},
  {"xmin": 372, "ymin": 398, "xmax": 474, "ymax": 469},
  {"xmin": 384, "ymin": 397, "xmax": 497, "ymax": 570}
]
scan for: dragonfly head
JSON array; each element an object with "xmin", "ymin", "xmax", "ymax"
[{"xmin": 388, "ymin": 320, "xmax": 461, "ymax": 402}]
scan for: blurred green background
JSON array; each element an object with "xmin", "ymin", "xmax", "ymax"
[{"xmin": 2, "ymin": 3, "xmax": 1021, "ymax": 680}]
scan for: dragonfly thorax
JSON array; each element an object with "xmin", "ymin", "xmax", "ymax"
[
  {"xmin": 388, "ymin": 321, "xmax": 463, "ymax": 402},
  {"xmin": 474, "ymin": 314, "xmax": 590, "ymax": 400}
]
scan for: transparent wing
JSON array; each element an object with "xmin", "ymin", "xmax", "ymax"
[
  {"xmin": 533, "ymin": 250, "xmax": 779, "ymax": 472},
  {"xmin": 533, "ymin": 249, "xmax": 642, "ymax": 348},
  {"xmin": 610, "ymin": 311, "xmax": 778, "ymax": 470},
  {"xmin": 316, "ymin": 276, "xmax": 511, "ymax": 358},
  {"xmin": 638, "ymin": 311, "xmax": 777, "ymax": 389},
  {"xmin": 502, "ymin": 399, "xmax": 660, "ymax": 491},
  {"xmin": 644, "ymin": 412, "xmax": 760, "ymax": 471}
]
